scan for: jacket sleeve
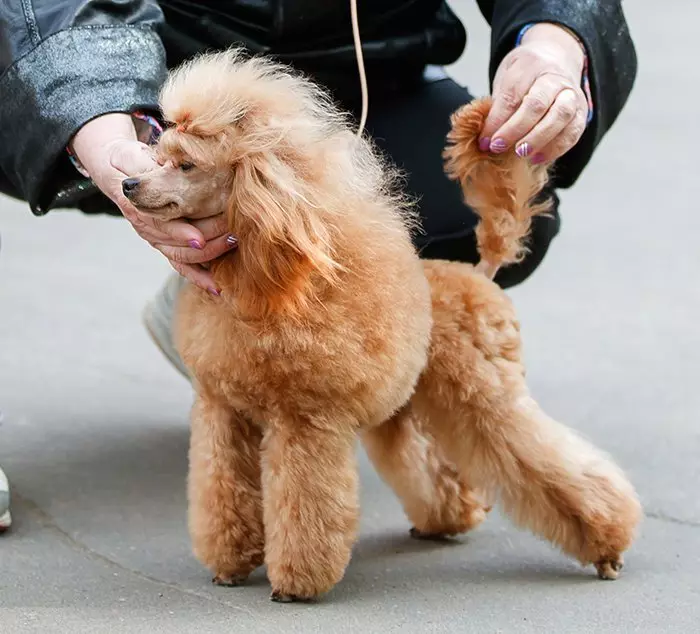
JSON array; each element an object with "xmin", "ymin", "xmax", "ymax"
[
  {"xmin": 0, "ymin": 1, "xmax": 167, "ymax": 214},
  {"xmin": 475, "ymin": 0, "xmax": 637, "ymax": 188}
]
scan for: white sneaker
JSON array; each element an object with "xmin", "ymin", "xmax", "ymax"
[
  {"xmin": 0, "ymin": 463, "xmax": 10, "ymax": 533},
  {"xmin": 142, "ymin": 273, "xmax": 191, "ymax": 380}
]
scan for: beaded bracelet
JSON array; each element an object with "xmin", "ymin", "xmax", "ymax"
[{"xmin": 516, "ymin": 23, "xmax": 594, "ymax": 125}]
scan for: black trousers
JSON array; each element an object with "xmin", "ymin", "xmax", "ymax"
[{"xmin": 0, "ymin": 74, "xmax": 560, "ymax": 289}]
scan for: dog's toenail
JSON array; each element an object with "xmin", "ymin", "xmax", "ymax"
[{"xmin": 212, "ymin": 574, "xmax": 246, "ymax": 587}]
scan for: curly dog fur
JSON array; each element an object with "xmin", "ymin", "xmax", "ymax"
[{"xmin": 125, "ymin": 50, "xmax": 642, "ymax": 601}]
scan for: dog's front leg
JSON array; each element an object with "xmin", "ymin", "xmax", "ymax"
[
  {"xmin": 188, "ymin": 397, "xmax": 264, "ymax": 586},
  {"xmin": 261, "ymin": 422, "xmax": 359, "ymax": 602}
]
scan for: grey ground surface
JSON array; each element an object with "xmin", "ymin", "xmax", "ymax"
[{"xmin": 1, "ymin": 2, "xmax": 698, "ymax": 632}]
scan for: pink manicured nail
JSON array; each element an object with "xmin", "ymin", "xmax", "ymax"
[
  {"xmin": 531, "ymin": 152, "xmax": 547, "ymax": 165},
  {"xmin": 515, "ymin": 142, "xmax": 532, "ymax": 158},
  {"xmin": 189, "ymin": 239, "xmax": 203, "ymax": 250},
  {"xmin": 226, "ymin": 234, "xmax": 238, "ymax": 247},
  {"xmin": 490, "ymin": 138, "xmax": 507, "ymax": 153},
  {"xmin": 478, "ymin": 137, "xmax": 491, "ymax": 152},
  {"xmin": 208, "ymin": 287, "xmax": 221, "ymax": 297}
]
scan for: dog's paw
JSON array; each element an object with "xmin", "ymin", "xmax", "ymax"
[
  {"xmin": 270, "ymin": 590, "xmax": 313, "ymax": 603},
  {"xmin": 595, "ymin": 556, "xmax": 624, "ymax": 580},
  {"xmin": 459, "ymin": 503, "xmax": 492, "ymax": 532},
  {"xmin": 409, "ymin": 503, "xmax": 492, "ymax": 541},
  {"xmin": 212, "ymin": 573, "xmax": 248, "ymax": 587},
  {"xmin": 409, "ymin": 527, "xmax": 453, "ymax": 541}
]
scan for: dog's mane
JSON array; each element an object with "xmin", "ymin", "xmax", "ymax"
[{"xmin": 157, "ymin": 50, "xmax": 416, "ymax": 319}]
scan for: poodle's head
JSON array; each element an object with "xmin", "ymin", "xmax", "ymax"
[
  {"xmin": 120, "ymin": 149, "xmax": 231, "ymax": 221},
  {"xmin": 124, "ymin": 50, "xmax": 372, "ymax": 313},
  {"xmin": 123, "ymin": 50, "xmax": 350, "ymax": 221}
]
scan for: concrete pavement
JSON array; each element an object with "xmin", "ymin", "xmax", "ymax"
[{"xmin": 1, "ymin": 2, "xmax": 699, "ymax": 632}]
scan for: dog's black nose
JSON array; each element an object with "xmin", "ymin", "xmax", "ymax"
[{"xmin": 122, "ymin": 178, "xmax": 140, "ymax": 196}]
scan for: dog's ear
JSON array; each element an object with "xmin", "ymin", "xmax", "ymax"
[{"xmin": 225, "ymin": 151, "xmax": 341, "ymax": 316}]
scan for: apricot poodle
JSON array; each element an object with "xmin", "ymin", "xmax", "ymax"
[{"xmin": 124, "ymin": 50, "xmax": 642, "ymax": 602}]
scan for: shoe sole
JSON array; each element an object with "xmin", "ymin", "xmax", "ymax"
[{"xmin": 0, "ymin": 510, "xmax": 10, "ymax": 533}]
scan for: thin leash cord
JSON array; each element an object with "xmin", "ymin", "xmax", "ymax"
[{"xmin": 350, "ymin": 0, "xmax": 368, "ymax": 136}]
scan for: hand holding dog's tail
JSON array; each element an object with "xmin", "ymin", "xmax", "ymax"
[{"xmin": 443, "ymin": 98, "xmax": 552, "ymax": 280}]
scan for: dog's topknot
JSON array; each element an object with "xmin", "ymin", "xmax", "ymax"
[{"xmin": 159, "ymin": 49, "xmax": 343, "ymax": 140}]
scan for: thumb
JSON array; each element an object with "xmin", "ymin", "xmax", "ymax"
[
  {"xmin": 480, "ymin": 57, "xmax": 530, "ymax": 144},
  {"xmin": 110, "ymin": 140, "xmax": 159, "ymax": 176}
]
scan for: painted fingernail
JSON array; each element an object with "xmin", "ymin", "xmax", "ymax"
[
  {"xmin": 515, "ymin": 142, "xmax": 532, "ymax": 158},
  {"xmin": 490, "ymin": 138, "xmax": 507, "ymax": 153},
  {"xmin": 531, "ymin": 152, "xmax": 547, "ymax": 165},
  {"xmin": 478, "ymin": 137, "xmax": 491, "ymax": 152},
  {"xmin": 226, "ymin": 234, "xmax": 238, "ymax": 247},
  {"xmin": 208, "ymin": 287, "xmax": 221, "ymax": 297},
  {"xmin": 188, "ymin": 239, "xmax": 203, "ymax": 250}
]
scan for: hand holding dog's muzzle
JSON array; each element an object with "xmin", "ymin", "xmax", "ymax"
[{"xmin": 70, "ymin": 113, "xmax": 235, "ymax": 294}]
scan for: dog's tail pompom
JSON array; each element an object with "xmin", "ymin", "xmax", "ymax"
[{"xmin": 443, "ymin": 98, "xmax": 553, "ymax": 279}]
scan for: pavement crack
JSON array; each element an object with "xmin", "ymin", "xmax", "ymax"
[
  {"xmin": 644, "ymin": 510, "xmax": 700, "ymax": 528},
  {"xmin": 14, "ymin": 492, "xmax": 258, "ymax": 617}
]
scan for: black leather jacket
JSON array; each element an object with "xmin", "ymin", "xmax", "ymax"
[{"xmin": 0, "ymin": 1, "xmax": 637, "ymax": 215}]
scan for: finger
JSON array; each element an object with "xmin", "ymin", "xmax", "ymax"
[
  {"xmin": 169, "ymin": 261, "xmax": 221, "ymax": 295},
  {"xmin": 156, "ymin": 232, "xmax": 237, "ymax": 266},
  {"xmin": 532, "ymin": 107, "xmax": 588, "ymax": 164},
  {"xmin": 145, "ymin": 214, "xmax": 208, "ymax": 249},
  {"xmin": 117, "ymin": 196, "xmax": 160, "ymax": 236},
  {"xmin": 191, "ymin": 214, "xmax": 229, "ymax": 242},
  {"xmin": 516, "ymin": 88, "xmax": 584, "ymax": 157},
  {"xmin": 110, "ymin": 142, "xmax": 159, "ymax": 176},
  {"xmin": 488, "ymin": 77, "xmax": 571, "ymax": 155},
  {"xmin": 480, "ymin": 65, "xmax": 533, "ymax": 146},
  {"xmin": 115, "ymin": 197, "xmax": 207, "ymax": 249}
]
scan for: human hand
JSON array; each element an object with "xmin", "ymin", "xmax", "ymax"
[
  {"xmin": 480, "ymin": 23, "xmax": 589, "ymax": 164},
  {"xmin": 70, "ymin": 113, "xmax": 234, "ymax": 294}
]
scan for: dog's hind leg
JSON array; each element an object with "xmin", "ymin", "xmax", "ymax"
[
  {"xmin": 262, "ymin": 422, "xmax": 359, "ymax": 602},
  {"xmin": 188, "ymin": 397, "xmax": 264, "ymax": 586},
  {"xmin": 415, "ymin": 372, "xmax": 642, "ymax": 578},
  {"xmin": 362, "ymin": 405, "xmax": 490, "ymax": 539}
]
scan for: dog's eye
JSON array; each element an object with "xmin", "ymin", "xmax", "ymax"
[{"xmin": 180, "ymin": 162, "xmax": 195, "ymax": 172}]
